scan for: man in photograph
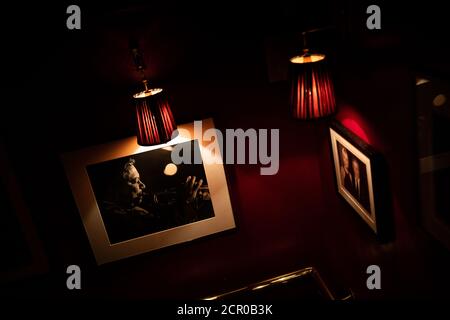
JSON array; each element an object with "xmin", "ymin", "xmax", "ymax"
[
  {"xmin": 339, "ymin": 145, "xmax": 354, "ymax": 193},
  {"xmin": 351, "ymin": 157, "xmax": 370, "ymax": 212},
  {"xmin": 101, "ymin": 158, "xmax": 212, "ymax": 243}
]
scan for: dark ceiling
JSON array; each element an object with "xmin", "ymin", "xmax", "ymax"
[
  {"xmin": 2, "ymin": 1, "xmax": 343, "ymax": 108},
  {"xmin": 3, "ymin": 0, "xmax": 450, "ymax": 92},
  {"xmin": 2, "ymin": 0, "xmax": 450, "ymax": 139}
]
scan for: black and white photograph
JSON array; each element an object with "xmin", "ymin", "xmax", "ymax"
[
  {"xmin": 336, "ymin": 142, "xmax": 371, "ymax": 214},
  {"xmin": 62, "ymin": 118, "xmax": 235, "ymax": 264},
  {"xmin": 87, "ymin": 140, "xmax": 214, "ymax": 244},
  {"xmin": 330, "ymin": 123, "xmax": 378, "ymax": 234}
]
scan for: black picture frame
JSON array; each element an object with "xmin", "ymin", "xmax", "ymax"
[{"xmin": 329, "ymin": 121, "xmax": 393, "ymax": 240}]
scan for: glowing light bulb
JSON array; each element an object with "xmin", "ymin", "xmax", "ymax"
[{"xmin": 164, "ymin": 163, "xmax": 177, "ymax": 176}]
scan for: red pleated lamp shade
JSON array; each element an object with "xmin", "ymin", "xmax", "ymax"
[
  {"xmin": 289, "ymin": 53, "xmax": 336, "ymax": 119},
  {"xmin": 133, "ymin": 88, "xmax": 177, "ymax": 146}
]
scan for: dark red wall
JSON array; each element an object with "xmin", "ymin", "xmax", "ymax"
[{"xmin": 2, "ymin": 1, "xmax": 450, "ymax": 299}]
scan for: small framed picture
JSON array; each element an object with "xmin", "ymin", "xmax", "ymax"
[
  {"xmin": 329, "ymin": 121, "xmax": 391, "ymax": 238},
  {"xmin": 62, "ymin": 118, "xmax": 236, "ymax": 264},
  {"xmin": 416, "ymin": 73, "xmax": 450, "ymax": 251}
]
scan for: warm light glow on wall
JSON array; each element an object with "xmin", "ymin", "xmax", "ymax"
[
  {"xmin": 336, "ymin": 105, "xmax": 373, "ymax": 144},
  {"xmin": 340, "ymin": 118, "xmax": 370, "ymax": 144}
]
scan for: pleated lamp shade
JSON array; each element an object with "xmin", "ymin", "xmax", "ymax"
[
  {"xmin": 133, "ymin": 88, "xmax": 177, "ymax": 146},
  {"xmin": 289, "ymin": 53, "xmax": 336, "ymax": 119}
]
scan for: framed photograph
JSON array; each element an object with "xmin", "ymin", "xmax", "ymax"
[
  {"xmin": 62, "ymin": 118, "xmax": 235, "ymax": 264},
  {"xmin": 329, "ymin": 121, "xmax": 391, "ymax": 238},
  {"xmin": 416, "ymin": 73, "xmax": 450, "ymax": 251},
  {"xmin": 0, "ymin": 141, "xmax": 48, "ymax": 283}
]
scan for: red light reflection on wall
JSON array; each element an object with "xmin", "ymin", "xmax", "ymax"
[{"xmin": 336, "ymin": 106, "xmax": 372, "ymax": 144}]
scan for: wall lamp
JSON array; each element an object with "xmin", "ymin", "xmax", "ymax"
[
  {"xmin": 130, "ymin": 41, "xmax": 177, "ymax": 146},
  {"xmin": 289, "ymin": 27, "xmax": 336, "ymax": 120}
]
